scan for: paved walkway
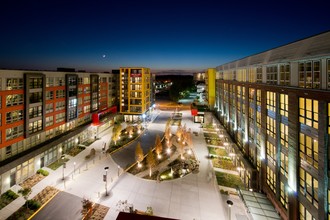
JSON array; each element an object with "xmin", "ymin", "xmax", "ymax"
[{"xmin": 0, "ymin": 109, "xmax": 251, "ymax": 220}]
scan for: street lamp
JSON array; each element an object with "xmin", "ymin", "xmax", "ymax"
[
  {"xmin": 61, "ymin": 155, "xmax": 66, "ymax": 180},
  {"xmin": 104, "ymin": 167, "xmax": 109, "ymax": 196},
  {"xmin": 73, "ymin": 162, "xmax": 76, "ymax": 175},
  {"xmin": 227, "ymin": 200, "xmax": 233, "ymax": 220},
  {"xmin": 117, "ymin": 165, "xmax": 120, "ymax": 177}
]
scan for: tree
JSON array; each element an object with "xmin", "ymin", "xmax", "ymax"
[
  {"xmin": 135, "ymin": 142, "xmax": 144, "ymax": 167},
  {"xmin": 81, "ymin": 198, "xmax": 93, "ymax": 218},
  {"xmin": 112, "ymin": 124, "xmax": 122, "ymax": 145},
  {"xmin": 176, "ymin": 125, "xmax": 183, "ymax": 141},
  {"xmin": 146, "ymin": 148, "xmax": 156, "ymax": 177},
  {"xmin": 126, "ymin": 126, "xmax": 134, "ymax": 138},
  {"xmin": 18, "ymin": 187, "xmax": 32, "ymax": 209},
  {"xmin": 155, "ymin": 134, "xmax": 162, "ymax": 159}
]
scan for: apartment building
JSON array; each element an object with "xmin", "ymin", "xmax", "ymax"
[
  {"xmin": 119, "ymin": 67, "xmax": 154, "ymax": 122},
  {"xmin": 0, "ymin": 69, "xmax": 119, "ymax": 193},
  {"xmin": 214, "ymin": 31, "xmax": 330, "ymax": 220}
]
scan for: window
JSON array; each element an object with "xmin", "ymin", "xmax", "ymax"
[
  {"xmin": 299, "ymin": 168, "xmax": 318, "ymax": 209},
  {"xmin": 266, "ymin": 166, "xmax": 276, "ymax": 194},
  {"xmin": 46, "ymin": 91, "xmax": 54, "ymax": 100},
  {"xmin": 267, "ymin": 91, "xmax": 276, "ymax": 112},
  {"xmin": 55, "ymin": 77, "xmax": 65, "ymax": 86},
  {"xmin": 46, "ymin": 103, "xmax": 53, "ymax": 113},
  {"xmin": 299, "ymin": 203, "xmax": 315, "ymax": 220},
  {"xmin": 266, "ymin": 66, "xmax": 278, "ymax": 85},
  {"xmin": 29, "ymin": 106, "xmax": 42, "ymax": 118},
  {"xmin": 56, "ymin": 90, "xmax": 65, "ymax": 98},
  {"xmin": 280, "ymin": 152, "xmax": 288, "ymax": 177},
  {"xmin": 6, "ymin": 125, "xmax": 24, "ymax": 140},
  {"xmin": 6, "ymin": 78, "xmax": 23, "ymax": 90},
  {"xmin": 280, "ymin": 94, "xmax": 288, "ymax": 117},
  {"xmin": 279, "ymin": 64, "xmax": 290, "ymax": 85},
  {"xmin": 266, "ymin": 141, "xmax": 276, "ymax": 166},
  {"xmin": 299, "ymin": 133, "xmax": 318, "ymax": 169},
  {"xmin": 28, "ymin": 119, "xmax": 43, "ymax": 134},
  {"xmin": 267, "ymin": 116, "xmax": 276, "ymax": 139},
  {"xmin": 55, "ymin": 101, "xmax": 65, "ymax": 111},
  {"xmin": 29, "ymin": 92, "xmax": 43, "ymax": 103},
  {"xmin": 6, "ymin": 110, "xmax": 23, "ymax": 124},
  {"xmin": 46, "ymin": 77, "xmax": 54, "ymax": 87},
  {"xmin": 6, "ymin": 94, "xmax": 23, "ymax": 106},
  {"xmin": 256, "ymin": 66, "xmax": 262, "ymax": 83},
  {"xmin": 55, "ymin": 113, "xmax": 65, "ymax": 123},
  {"xmin": 280, "ymin": 123, "xmax": 288, "ymax": 149},
  {"xmin": 299, "ymin": 98, "xmax": 318, "ymax": 129},
  {"xmin": 299, "ymin": 61, "xmax": 321, "ymax": 88},
  {"xmin": 46, "ymin": 116, "xmax": 53, "ymax": 127},
  {"xmin": 280, "ymin": 182, "xmax": 288, "ymax": 210},
  {"xmin": 29, "ymin": 77, "xmax": 43, "ymax": 89}
]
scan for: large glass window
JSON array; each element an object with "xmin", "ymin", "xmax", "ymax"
[
  {"xmin": 280, "ymin": 123, "xmax": 288, "ymax": 149},
  {"xmin": 280, "ymin": 182, "xmax": 288, "ymax": 210},
  {"xmin": 299, "ymin": 168, "xmax": 318, "ymax": 209},
  {"xmin": 266, "ymin": 141, "xmax": 276, "ymax": 166},
  {"xmin": 6, "ymin": 125, "xmax": 24, "ymax": 140},
  {"xmin": 280, "ymin": 94, "xmax": 288, "ymax": 117},
  {"xmin": 279, "ymin": 64, "xmax": 290, "ymax": 86},
  {"xmin": 299, "ymin": 203, "xmax": 315, "ymax": 220},
  {"xmin": 6, "ymin": 94, "xmax": 23, "ymax": 106},
  {"xmin": 299, "ymin": 98, "xmax": 318, "ymax": 129},
  {"xmin": 266, "ymin": 66, "xmax": 278, "ymax": 85},
  {"xmin": 267, "ymin": 91, "xmax": 276, "ymax": 112},
  {"xmin": 299, "ymin": 61, "xmax": 321, "ymax": 89},
  {"xmin": 256, "ymin": 67, "xmax": 262, "ymax": 83},
  {"xmin": 266, "ymin": 166, "xmax": 276, "ymax": 194},
  {"xmin": 280, "ymin": 152, "xmax": 288, "ymax": 177},
  {"xmin": 6, "ymin": 110, "xmax": 23, "ymax": 124},
  {"xmin": 267, "ymin": 116, "xmax": 276, "ymax": 139},
  {"xmin": 6, "ymin": 78, "xmax": 23, "ymax": 90},
  {"xmin": 299, "ymin": 133, "xmax": 318, "ymax": 169}
]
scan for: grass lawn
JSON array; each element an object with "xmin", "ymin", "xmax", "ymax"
[
  {"xmin": 215, "ymin": 171, "xmax": 245, "ymax": 188},
  {"xmin": 208, "ymin": 147, "xmax": 227, "ymax": 157},
  {"xmin": 47, "ymin": 158, "xmax": 70, "ymax": 170},
  {"xmin": 212, "ymin": 157, "xmax": 236, "ymax": 170}
]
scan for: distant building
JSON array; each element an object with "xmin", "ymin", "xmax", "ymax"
[
  {"xmin": 0, "ymin": 69, "xmax": 119, "ymax": 193},
  {"xmin": 214, "ymin": 31, "xmax": 330, "ymax": 220},
  {"xmin": 119, "ymin": 67, "xmax": 155, "ymax": 122}
]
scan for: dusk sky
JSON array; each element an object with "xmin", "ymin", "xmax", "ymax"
[{"xmin": 0, "ymin": 0, "xmax": 329, "ymax": 74}]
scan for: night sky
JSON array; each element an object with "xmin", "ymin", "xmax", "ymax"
[{"xmin": 0, "ymin": 0, "xmax": 329, "ymax": 74}]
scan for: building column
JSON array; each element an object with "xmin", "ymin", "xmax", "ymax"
[
  {"xmin": 318, "ymin": 100, "xmax": 328, "ymax": 220},
  {"xmin": 287, "ymin": 92, "xmax": 299, "ymax": 220}
]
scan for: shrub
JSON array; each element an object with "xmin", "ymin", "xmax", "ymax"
[
  {"xmin": 37, "ymin": 169, "xmax": 49, "ymax": 176},
  {"xmin": 25, "ymin": 199, "xmax": 41, "ymax": 210},
  {"xmin": 5, "ymin": 190, "xmax": 19, "ymax": 200}
]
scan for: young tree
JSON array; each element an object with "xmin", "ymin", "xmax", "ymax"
[
  {"xmin": 135, "ymin": 142, "xmax": 144, "ymax": 167},
  {"xmin": 154, "ymin": 134, "xmax": 162, "ymax": 159},
  {"xmin": 126, "ymin": 126, "xmax": 134, "ymax": 138},
  {"xmin": 146, "ymin": 148, "xmax": 156, "ymax": 177},
  {"xmin": 112, "ymin": 124, "xmax": 122, "ymax": 145},
  {"xmin": 18, "ymin": 187, "xmax": 32, "ymax": 209},
  {"xmin": 176, "ymin": 125, "xmax": 183, "ymax": 141}
]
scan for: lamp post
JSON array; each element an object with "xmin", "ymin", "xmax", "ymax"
[
  {"xmin": 104, "ymin": 167, "xmax": 109, "ymax": 196},
  {"xmin": 61, "ymin": 155, "xmax": 66, "ymax": 180},
  {"xmin": 227, "ymin": 200, "xmax": 233, "ymax": 220},
  {"xmin": 73, "ymin": 162, "xmax": 76, "ymax": 174},
  {"xmin": 117, "ymin": 165, "xmax": 120, "ymax": 177}
]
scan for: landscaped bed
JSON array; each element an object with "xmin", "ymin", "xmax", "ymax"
[
  {"xmin": 212, "ymin": 157, "xmax": 236, "ymax": 170},
  {"xmin": 0, "ymin": 190, "xmax": 19, "ymax": 210},
  {"xmin": 7, "ymin": 186, "xmax": 60, "ymax": 220},
  {"xmin": 215, "ymin": 171, "xmax": 244, "ymax": 188}
]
